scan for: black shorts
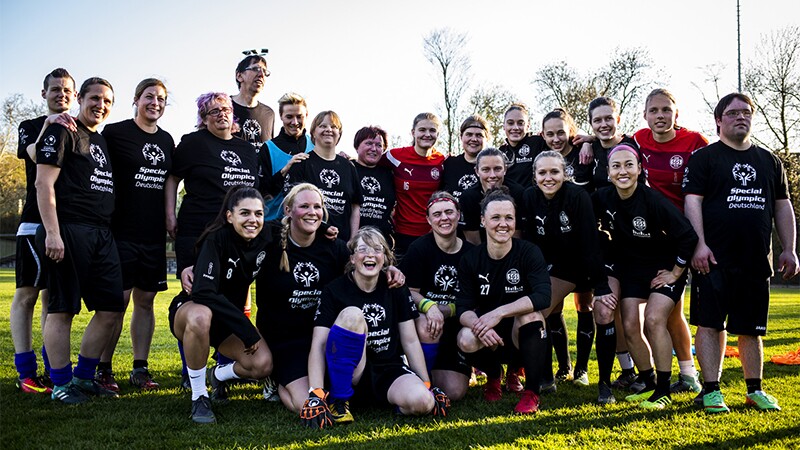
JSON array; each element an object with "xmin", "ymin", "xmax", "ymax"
[
  {"xmin": 268, "ymin": 337, "xmax": 312, "ymax": 387},
  {"xmin": 116, "ymin": 240, "xmax": 168, "ymax": 292},
  {"xmin": 174, "ymin": 234, "xmax": 199, "ymax": 278},
  {"xmin": 36, "ymin": 224, "xmax": 124, "ymax": 314},
  {"xmin": 16, "ymin": 234, "xmax": 45, "ymax": 289},
  {"xmin": 618, "ymin": 267, "xmax": 688, "ymax": 303},
  {"xmin": 168, "ymin": 293, "xmax": 233, "ymax": 348},
  {"xmin": 689, "ymin": 268, "xmax": 770, "ymax": 336},
  {"xmin": 351, "ymin": 361, "xmax": 416, "ymax": 407},
  {"xmin": 549, "ymin": 265, "xmax": 593, "ymax": 294},
  {"xmin": 432, "ymin": 317, "xmax": 471, "ymax": 376}
]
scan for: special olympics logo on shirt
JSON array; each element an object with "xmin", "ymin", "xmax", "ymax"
[
  {"xmin": 732, "ymin": 163, "xmax": 757, "ymax": 186},
  {"xmin": 319, "ymin": 169, "xmax": 340, "ymax": 188},
  {"xmin": 241, "ymin": 119, "xmax": 262, "ymax": 142},
  {"xmin": 565, "ymin": 164, "xmax": 575, "ymax": 178},
  {"xmin": 256, "ymin": 251, "xmax": 266, "ymax": 266},
  {"xmin": 220, "ymin": 150, "xmax": 242, "ymax": 166},
  {"xmin": 458, "ymin": 174, "xmax": 478, "ymax": 190},
  {"xmin": 362, "ymin": 303, "xmax": 386, "ymax": 327},
  {"xmin": 19, "ymin": 127, "xmax": 29, "ymax": 145},
  {"xmin": 506, "ymin": 269, "xmax": 520, "ymax": 285},
  {"xmin": 633, "ymin": 216, "xmax": 647, "ymax": 232},
  {"xmin": 142, "ymin": 143, "xmax": 165, "ymax": 166},
  {"xmin": 44, "ymin": 134, "xmax": 56, "ymax": 146},
  {"xmin": 434, "ymin": 265, "xmax": 459, "ymax": 292},
  {"xmin": 89, "ymin": 144, "xmax": 107, "ymax": 167},
  {"xmin": 293, "ymin": 262, "xmax": 320, "ymax": 288},
  {"xmin": 430, "ymin": 168, "xmax": 440, "ymax": 180},
  {"xmin": 669, "ymin": 155, "xmax": 684, "ymax": 170},
  {"xmin": 519, "ymin": 145, "xmax": 530, "ymax": 157},
  {"xmin": 361, "ymin": 176, "xmax": 381, "ymax": 194}
]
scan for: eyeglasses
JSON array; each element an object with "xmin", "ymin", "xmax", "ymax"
[
  {"xmin": 245, "ymin": 66, "xmax": 270, "ymax": 77},
  {"xmin": 355, "ymin": 245, "xmax": 384, "ymax": 256},
  {"xmin": 207, "ymin": 107, "xmax": 232, "ymax": 117},
  {"xmin": 723, "ymin": 109, "xmax": 753, "ymax": 118}
]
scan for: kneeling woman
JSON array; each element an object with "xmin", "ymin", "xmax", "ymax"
[
  {"xmin": 592, "ymin": 145, "xmax": 697, "ymax": 409},
  {"xmin": 169, "ymin": 187, "xmax": 273, "ymax": 424},
  {"xmin": 304, "ymin": 227, "xmax": 449, "ymax": 428},
  {"xmin": 456, "ymin": 189, "xmax": 551, "ymax": 414}
]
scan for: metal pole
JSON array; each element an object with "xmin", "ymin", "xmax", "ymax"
[{"xmin": 737, "ymin": 0, "xmax": 742, "ymax": 92}]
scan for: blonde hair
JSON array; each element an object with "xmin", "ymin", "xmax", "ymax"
[{"xmin": 279, "ymin": 183, "xmax": 329, "ymax": 272}]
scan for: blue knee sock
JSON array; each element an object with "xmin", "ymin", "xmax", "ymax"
[
  {"xmin": 14, "ymin": 351, "xmax": 38, "ymax": 379},
  {"xmin": 420, "ymin": 342, "xmax": 439, "ymax": 376},
  {"xmin": 74, "ymin": 354, "xmax": 99, "ymax": 381},
  {"xmin": 41, "ymin": 346, "xmax": 51, "ymax": 374},
  {"xmin": 326, "ymin": 325, "xmax": 366, "ymax": 400},
  {"xmin": 51, "ymin": 363, "xmax": 73, "ymax": 387},
  {"xmin": 178, "ymin": 341, "xmax": 188, "ymax": 376},
  {"xmin": 217, "ymin": 353, "xmax": 234, "ymax": 366}
]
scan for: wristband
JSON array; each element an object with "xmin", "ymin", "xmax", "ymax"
[
  {"xmin": 419, "ymin": 299, "xmax": 435, "ymax": 313},
  {"xmin": 447, "ymin": 302, "xmax": 456, "ymax": 317}
]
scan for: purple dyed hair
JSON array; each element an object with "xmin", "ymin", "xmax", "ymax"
[{"xmin": 195, "ymin": 92, "xmax": 240, "ymax": 133}]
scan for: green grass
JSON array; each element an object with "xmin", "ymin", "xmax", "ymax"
[{"xmin": 1, "ymin": 268, "xmax": 799, "ymax": 449}]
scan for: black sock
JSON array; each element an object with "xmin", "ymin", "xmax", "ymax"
[
  {"xmin": 546, "ymin": 313, "xmax": 570, "ymax": 371},
  {"xmin": 651, "ymin": 370, "xmax": 671, "ymax": 398},
  {"xmin": 575, "ymin": 311, "xmax": 595, "ymax": 372},
  {"xmin": 638, "ymin": 368, "xmax": 656, "ymax": 390},
  {"xmin": 97, "ymin": 361, "xmax": 112, "ymax": 373},
  {"xmin": 704, "ymin": 381, "xmax": 721, "ymax": 393},
  {"xmin": 133, "ymin": 360, "xmax": 148, "ymax": 370},
  {"xmin": 467, "ymin": 350, "xmax": 503, "ymax": 380},
  {"xmin": 542, "ymin": 330, "xmax": 554, "ymax": 384},
  {"xmin": 518, "ymin": 321, "xmax": 549, "ymax": 394},
  {"xmin": 595, "ymin": 322, "xmax": 616, "ymax": 385},
  {"xmin": 745, "ymin": 378, "xmax": 762, "ymax": 394},
  {"xmin": 621, "ymin": 367, "xmax": 636, "ymax": 376}
]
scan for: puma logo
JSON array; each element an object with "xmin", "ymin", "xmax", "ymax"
[
  {"xmin": 606, "ymin": 210, "xmax": 617, "ymax": 220},
  {"xmin": 404, "ymin": 167, "xmax": 414, "ymax": 176},
  {"xmin": 604, "ymin": 264, "xmax": 615, "ymax": 271},
  {"xmin": 478, "ymin": 273, "xmax": 490, "ymax": 283},
  {"xmin": 535, "ymin": 215, "xmax": 546, "ymax": 224},
  {"xmin": 228, "ymin": 258, "xmax": 240, "ymax": 267},
  {"xmin": 642, "ymin": 153, "xmax": 651, "ymax": 162},
  {"xmin": 663, "ymin": 284, "xmax": 675, "ymax": 292},
  {"xmin": 579, "ymin": 331, "xmax": 594, "ymax": 338}
]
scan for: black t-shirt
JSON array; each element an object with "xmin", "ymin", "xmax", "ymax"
[
  {"xmin": 354, "ymin": 162, "xmax": 396, "ymax": 241},
  {"xmin": 284, "ymin": 152, "xmax": 363, "ymax": 242},
  {"xmin": 104, "ymin": 119, "xmax": 174, "ymax": 244},
  {"xmin": 499, "ymin": 134, "xmax": 546, "ymax": 188},
  {"xmin": 315, "ymin": 274, "xmax": 418, "ymax": 365},
  {"xmin": 522, "ymin": 182, "xmax": 607, "ymax": 292},
  {"xmin": 17, "ymin": 116, "xmax": 46, "ymax": 224},
  {"xmin": 590, "ymin": 135, "xmax": 643, "ymax": 191},
  {"xmin": 592, "ymin": 184, "xmax": 698, "ymax": 279},
  {"xmin": 683, "ymin": 141, "xmax": 789, "ymax": 277},
  {"xmin": 459, "ymin": 180, "xmax": 527, "ymax": 239},
  {"xmin": 401, "ymin": 233, "xmax": 474, "ymax": 304},
  {"xmin": 270, "ymin": 128, "xmax": 308, "ymax": 155},
  {"xmin": 441, "ymin": 154, "xmax": 478, "ymax": 201},
  {"xmin": 562, "ymin": 146, "xmax": 594, "ymax": 191},
  {"xmin": 456, "ymin": 239, "xmax": 551, "ymax": 318},
  {"xmin": 232, "ymin": 101, "xmax": 275, "ymax": 153},
  {"xmin": 172, "ymin": 129, "xmax": 259, "ymax": 236},
  {"xmin": 191, "ymin": 224, "xmax": 270, "ymax": 348},
  {"xmin": 256, "ymin": 227, "xmax": 350, "ymax": 343},
  {"xmin": 36, "ymin": 120, "xmax": 115, "ymax": 226}
]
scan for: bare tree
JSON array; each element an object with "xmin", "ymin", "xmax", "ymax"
[
  {"xmin": 468, "ymin": 84, "xmax": 516, "ymax": 148},
  {"xmin": 744, "ymin": 25, "xmax": 800, "ymax": 214},
  {"xmin": 423, "ymin": 28, "xmax": 471, "ymax": 155},
  {"xmin": 533, "ymin": 47, "xmax": 657, "ymax": 133}
]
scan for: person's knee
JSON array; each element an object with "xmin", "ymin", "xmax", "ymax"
[
  {"xmin": 247, "ymin": 350, "xmax": 273, "ymax": 378},
  {"xmin": 94, "ymin": 310, "xmax": 123, "ymax": 327},
  {"xmin": 399, "ymin": 386, "xmax": 434, "ymax": 415},
  {"xmin": 12, "ymin": 287, "xmax": 40, "ymax": 309},
  {"xmin": 594, "ymin": 304, "xmax": 615, "ymax": 324},
  {"xmin": 457, "ymin": 328, "xmax": 480, "ymax": 353},
  {"xmin": 185, "ymin": 308, "xmax": 212, "ymax": 334},
  {"xmin": 440, "ymin": 378, "xmax": 467, "ymax": 401},
  {"xmin": 334, "ymin": 306, "xmax": 367, "ymax": 333},
  {"xmin": 644, "ymin": 312, "xmax": 666, "ymax": 334}
]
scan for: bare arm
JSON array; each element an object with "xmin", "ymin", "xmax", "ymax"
[
  {"xmin": 774, "ymin": 199, "xmax": 799, "ymax": 279},
  {"xmin": 35, "ymin": 165, "xmax": 63, "ymax": 262},
  {"xmin": 307, "ymin": 326, "xmax": 331, "ymax": 390},
  {"xmin": 684, "ymin": 194, "xmax": 716, "ymax": 273},
  {"xmin": 349, "ymin": 204, "xmax": 361, "ymax": 241},
  {"xmin": 165, "ymin": 175, "xmax": 181, "ymax": 239},
  {"xmin": 399, "ymin": 319, "xmax": 430, "ymax": 383}
]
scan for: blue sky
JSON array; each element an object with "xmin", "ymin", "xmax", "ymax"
[{"xmin": 1, "ymin": 0, "xmax": 796, "ymax": 152}]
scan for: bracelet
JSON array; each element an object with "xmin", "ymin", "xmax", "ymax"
[
  {"xmin": 447, "ymin": 302, "xmax": 456, "ymax": 317},
  {"xmin": 419, "ymin": 299, "xmax": 435, "ymax": 313}
]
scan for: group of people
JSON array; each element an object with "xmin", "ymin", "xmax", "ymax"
[{"xmin": 10, "ymin": 55, "xmax": 798, "ymax": 428}]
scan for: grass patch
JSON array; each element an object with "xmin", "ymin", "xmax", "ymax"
[{"xmin": 1, "ymin": 269, "xmax": 799, "ymax": 449}]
